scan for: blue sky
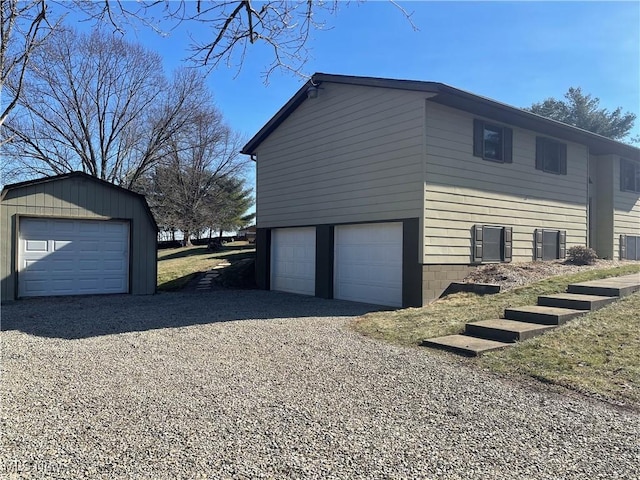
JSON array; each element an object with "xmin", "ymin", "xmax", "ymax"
[
  {"xmin": 108, "ymin": 1, "xmax": 640, "ymax": 141},
  {"xmin": 65, "ymin": 1, "xmax": 640, "ymax": 189}
]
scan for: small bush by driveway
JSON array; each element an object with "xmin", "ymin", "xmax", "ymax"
[{"xmin": 1, "ymin": 291, "xmax": 638, "ymax": 479}]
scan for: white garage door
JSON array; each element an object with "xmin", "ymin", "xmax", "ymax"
[
  {"xmin": 334, "ymin": 223, "xmax": 402, "ymax": 307},
  {"xmin": 18, "ymin": 218, "xmax": 129, "ymax": 297},
  {"xmin": 271, "ymin": 227, "xmax": 316, "ymax": 295}
]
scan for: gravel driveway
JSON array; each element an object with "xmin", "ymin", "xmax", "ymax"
[{"xmin": 1, "ymin": 290, "xmax": 638, "ymax": 479}]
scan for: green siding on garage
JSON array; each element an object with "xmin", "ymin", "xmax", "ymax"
[{"xmin": 1, "ymin": 172, "xmax": 158, "ymax": 301}]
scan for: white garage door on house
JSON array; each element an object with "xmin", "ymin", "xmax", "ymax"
[
  {"xmin": 18, "ymin": 218, "xmax": 129, "ymax": 297},
  {"xmin": 334, "ymin": 222, "xmax": 403, "ymax": 307},
  {"xmin": 271, "ymin": 227, "xmax": 316, "ymax": 295}
]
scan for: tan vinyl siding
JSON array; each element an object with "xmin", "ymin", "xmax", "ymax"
[
  {"xmin": 613, "ymin": 156, "xmax": 640, "ymax": 259},
  {"xmin": 590, "ymin": 155, "xmax": 615, "ymax": 258},
  {"xmin": 424, "ymin": 102, "xmax": 588, "ymax": 263},
  {"xmin": 255, "ymin": 83, "xmax": 427, "ymax": 227},
  {"xmin": 1, "ymin": 175, "xmax": 156, "ymax": 301}
]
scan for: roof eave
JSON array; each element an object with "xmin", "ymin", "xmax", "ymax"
[
  {"xmin": 241, "ymin": 73, "xmax": 443, "ymax": 156},
  {"xmin": 241, "ymin": 73, "xmax": 640, "ymax": 160},
  {"xmin": 430, "ymin": 85, "xmax": 640, "ymax": 159}
]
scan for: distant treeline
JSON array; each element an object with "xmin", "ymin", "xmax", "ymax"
[{"xmin": 158, "ymin": 237, "xmax": 239, "ymax": 250}]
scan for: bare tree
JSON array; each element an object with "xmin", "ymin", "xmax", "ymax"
[
  {"xmin": 3, "ymin": 28, "xmax": 210, "ymax": 188},
  {"xmin": 142, "ymin": 105, "xmax": 248, "ymax": 246},
  {"xmin": 72, "ymin": 1, "xmax": 415, "ymax": 80},
  {"xmin": 0, "ymin": 0, "xmax": 59, "ymax": 131},
  {"xmin": 1, "ymin": 1, "xmax": 413, "ymax": 136}
]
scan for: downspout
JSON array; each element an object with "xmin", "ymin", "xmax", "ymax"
[{"xmin": 586, "ymin": 147, "xmax": 591, "ymax": 249}]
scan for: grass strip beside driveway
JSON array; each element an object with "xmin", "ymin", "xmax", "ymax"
[
  {"xmin": 352, "ymin": 264, "xmax": 640, "ymax": 406},
  {"xmin": 479, "ymin": 292, "xmax": 640, "ymax": 406},
  {"xmin": 157, "ymin": 243, "xmax": 255, "ymax": 291}
]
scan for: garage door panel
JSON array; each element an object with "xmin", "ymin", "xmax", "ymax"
[
  {"xmin": 18, "ymin": 218, "xmax": 129, "ymax": 297},
  {"xmin": 79, "ymin": 259, "xmax": 101, "ymax": 271},
  {"xmin": 81, "ymin": 241, "xmax": 100, "ymax": 252},
  {"xmin": 78, "ymin": 222, "xmax": 101, "ymax": 233},
  {"xmin": 104, "ymin": 259, "xmax": 126, "ymax": 272},
  {"xmin": 49, "ymin": 278, "xmax": 76, "ymax": 293},
  {"xmin": 51, "ymin": 259, "xmax": 75, "ymax": 272},
  {"xmin": 335, "ymin": 223, "xmax": 402, "ymax": 307},
  {"xmin": 53, "ymin": 240, "xmax": 73, "ymax": 251},
  {"xmin": 52, "ymin": 220, "xmax": 75, "ymax": 233},
  {"xmin": 271, "ymin": 227, "xmax": 316, "ymax": 296},
  {"xmin": 22, "ymin": 279, "xmax": 49, "ymax": 295},
  {"xmin": 23, "ymin": 259, "xmax": 47, "ymax": 272}
]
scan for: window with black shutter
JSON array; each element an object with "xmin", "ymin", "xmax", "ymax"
[
  {"xmin": 473, "ymin": 120, "xmax": 513, "ymax": 163},
  {"xmin": 535, "ymin": 137, "xmax": 567, "ymax": 175},
  {"xmin": 473, "ymin": 225, "xmax": 512, "ymax": 263},
  {"xmin": 620, "ymin": 158, "xmax": 640, "ymax": 193},
  {"xmin": 534, "ymin": 229, "xmax": 567, "ymax": 260},
  {"xmin": 620, "ymin": 235, "xmax": 640, "ymax": 260}
]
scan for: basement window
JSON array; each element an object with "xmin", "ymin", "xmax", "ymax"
[
  {"xmin": 620, "ymin": 235, "xmax": 640, "ymax": 261},
  {"xmin": 473, "ymin": 120, "xmax": 513, "ymax": 163},
  {"xmin": 472, "ymin": 225, "xmax": 512, "ymax": 263},
  {"xmin": 620, "ymin": 158, "xmax": 640, "ymax": 193},
  {"xmin": 535, "ymin": 137, "xmax": 567, "ymax": 175},
  {"xmin": 534, "ymin": 229, "xmax": 566, "ymax": 261}
]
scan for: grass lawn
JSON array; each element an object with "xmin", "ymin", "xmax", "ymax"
[
  {"xmin": 157, "ymin": 242, "xmax": 255, "ymax": 291},
  {"xmin": 479, "ymin": 293, "xmax": 640, "ymax": 406},
  {"xmin": 352, "ymin": 264, "xmax": 640, "ymax": 406}
]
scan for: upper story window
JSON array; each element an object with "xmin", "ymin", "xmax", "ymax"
[
  {"xmin": 620, "ymin": 158, "xmax": 640, "ymax": 193},
  {"xmin": 535, "ymin": 137, "xmax": 567, "ymax": 175},
  {"xmin": 473, "ymin": 119, "xmax": 513, "ymax": 163}
]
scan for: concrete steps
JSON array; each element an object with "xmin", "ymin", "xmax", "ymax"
[
  {"xmin": 504, "ymin": 305, "xmax": 585, "ymax": 325},
  {"xmin": 422, "ymin": 335, "xmax": 509, "ymax": 356},
  {"xmin": 567, "ymin": 275, "xmax": 640, "ymax": 297},
  {"xmin": 537, "ymin": 293, "xmax": 617, "ymax": 311},
  {"xmin": 465, "ymin": 319, "xmax": 556, "ymax": 343},
  {"xmin": 423, "ymin": 273, "xmax": 640, "ymax": 356}
]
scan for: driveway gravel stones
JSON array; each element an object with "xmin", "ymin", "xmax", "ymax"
[{"xmin": 1, "ymin": 290, "xmax": 639, "ymax": 479}]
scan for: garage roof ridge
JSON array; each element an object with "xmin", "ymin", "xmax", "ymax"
[{"xmin": 1, "ymin": 171, "xmax": 158, "ymax": 231}]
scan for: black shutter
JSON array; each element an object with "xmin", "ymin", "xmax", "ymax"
[
  {"xmin": 559, "ymin": 143, "xmax": 567, "ymax": 175},
  {"xmin": 473, "ymin": 225, "xmax": 483, "ymax": 262},
  {"xmin": 535, "ymin": 137, "xmax": 545, "ymax": 171},
  {"xmin": 620, "ymin": 234, "xmax": 627, "ymax": 260},
  {"xmin": 473, "ymin": 120, "xmax": 484, "ymax": 157},
  {"xmin": 503, "ymin": 227, "xmax": 513, "ymax": 262},
  {"xmin": 558, "ymin": 230, "xmax": 566, "ymax": 259},
  {"xmin": 503, "ymin": 128, "xmax": 513, "ymax": 164},
  {"xmin": 534, "ymin": 229, "xmax": 543, "ymax": 260}
]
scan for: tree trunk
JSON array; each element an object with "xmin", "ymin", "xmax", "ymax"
[{"xmin": 183, "ymin": 231, "xmax": 192, "ymax": 247}]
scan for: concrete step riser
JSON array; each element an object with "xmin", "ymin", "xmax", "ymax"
[
  {"xmin": 421, "ymin": 342, "xmax": 482, "ymax": 357},
  {"xmin": 421, "ymin": 336, "xmax": 510, "ymax": 356},
  {"xmin": 537, "ymin": 296, "xmax": 616, "ymax": 311},
  {"xmin": 465, "ymin": 324, "xmax": 553, "ymax": 343},
  {"xmin": 567, "ymin": 285, "xmax": 640, "ymax": 297},
  {"xmin": 503, "ymin": 309, "xmax": 585, "ymax": 325}
]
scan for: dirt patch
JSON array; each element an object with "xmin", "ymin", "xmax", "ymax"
[{"xmin": 462, "ymin": 260, "xmax": 638, "ymax": 291}]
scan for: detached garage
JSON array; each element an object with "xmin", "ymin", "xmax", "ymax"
[{"xmin": 1, "ymin": 172, "xmax": 158, "ymax": 301}]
